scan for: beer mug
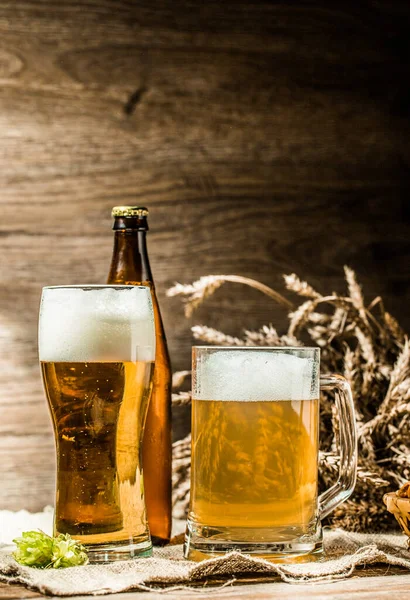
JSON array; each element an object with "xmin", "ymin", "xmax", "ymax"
[
  {"xmin": 39, "ymin": 285, "xmax": 156, "ymax": 562},
  {"xmin": 185, "ymin": 346, "xmax": 357, "ymax": 561}
]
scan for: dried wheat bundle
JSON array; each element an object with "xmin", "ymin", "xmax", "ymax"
[{"xmin": 168, "ymin": 268, "xmax": 409, "ymax": 531}]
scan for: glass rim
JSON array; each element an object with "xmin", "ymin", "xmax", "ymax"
[
  {"xmin": 192, "ymin": 345, "xmax": 320, "ymax": 352},
  {"xmin": 42, "ymin": 284, "xmax": 148, "ymax": 291}
]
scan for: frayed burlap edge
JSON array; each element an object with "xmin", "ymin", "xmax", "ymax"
[{"xmin": 0, "ymin": 530, "xmax": 409, "ymax": 596}]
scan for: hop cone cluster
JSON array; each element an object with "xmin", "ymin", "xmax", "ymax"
[{"xmin": 13, "ymin": 531, "xmax": 88, "ymax": 569}]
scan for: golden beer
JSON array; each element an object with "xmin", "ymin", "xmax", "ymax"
[
  {"xmin": 39, "ymin": 285, "xmax": 156, "ymax": 561},
  {"xmin": 186, "ymin": 347, "xmax": 357, "ymax": 562},
  {"xmin": 42, "ymin": 360, "xmax": 153, "ymax": 543},
  {"xmin": 191, "ymin": 398, "xmax": 319, "ymax": 531}
]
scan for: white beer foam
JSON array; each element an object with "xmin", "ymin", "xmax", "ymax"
[
  {"xmin": 39, "ymin": 286, "xmax": 155, "ymax": 363},
  {"xmin": 193, "ymin": 350, "xmax": 318, "ymax": 401}
]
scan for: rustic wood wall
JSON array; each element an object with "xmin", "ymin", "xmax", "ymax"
[{"xmin": 0, "ymin": 1, "xmax": 409, "ymax": 511}]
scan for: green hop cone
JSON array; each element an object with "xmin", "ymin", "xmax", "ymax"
[
  {"xmin": 51, "ymin": 534, "xmax": 88, "ymax": 569},
  {"xmin": 13, "ymin": 531, "xmax": 54, "ymax": 568},
  {"xmin": 13, "ymin": 531, "xmax": 88, "ymax": 569}
]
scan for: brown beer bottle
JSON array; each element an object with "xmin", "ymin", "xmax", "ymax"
[{"xmin": 107, "ymin": 206, "xmax": 172, "ymax": 544}]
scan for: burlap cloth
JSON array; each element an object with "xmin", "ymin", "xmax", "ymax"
[{"xmin": 0, "ymin": 529, "xmax": 409, "ymax": 596}]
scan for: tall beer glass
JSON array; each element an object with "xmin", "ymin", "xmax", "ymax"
[
  {"xmin": 39, "ymin": 285, "xmax": 155, "ymax": 562},
  {"xmin": 185, "ymin": 346, "xmax": 357, "ymax": 561}
]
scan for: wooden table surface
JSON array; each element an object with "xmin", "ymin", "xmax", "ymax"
[{"xmin": 2, "ymin": 568, "xmax": 410, "ymax": 600}]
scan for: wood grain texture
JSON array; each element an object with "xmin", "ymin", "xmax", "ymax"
[
  {"xmin": 3, "ymin": 571, "xmax": 410, "ymax": 599},
  {"xmin": 0, "ymin": 0, "xmax": 409, "ymax": 510}
]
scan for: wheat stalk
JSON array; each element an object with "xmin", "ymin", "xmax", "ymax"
[
  {"xmin": 167, "ymin": 274, "xmax": 293, "ymax": 317},
  {"xmin": 344, "ymin": 266, "xmax": 369, "ymax": 327},
  {"xmin": 167, "ymin": 277, "xmax": 225, "ymax": 317},
  {"xmin": 170, "ymin": 268, "xmax": 410, "ymax": 531},
  {"xmin": 191, "ymin": 325, "xmax": 245, "ymax": 346},
  {"xmin": 375, "ymin": 339, "xmax": 410, "ymax": 422},
  {"xmin": 288, "ymin": 300, "xmax": 317, "ymax": 336},
  {"xmin": 384, "ymin": 312, "xmax": 406, "ymax": 346},
  {"xmin": 172, "ymin": 371, "xmax": 191, "ymax": 389},
  {"xmin": 172, "ymin": 392, "xmax": 192, "ymax": 406},
  {"xmin": 283, "ymin": 274, "xmax": 321, "ymax": 299}
]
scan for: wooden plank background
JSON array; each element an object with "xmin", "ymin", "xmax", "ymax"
[{"xmin": 0, "ymin": 0, "xmax": 409, "ymax": 511}]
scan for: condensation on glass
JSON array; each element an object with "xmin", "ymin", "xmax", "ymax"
[{"xmin": 39, "ymin": 285, "xmax": 156, "ymax": 563}]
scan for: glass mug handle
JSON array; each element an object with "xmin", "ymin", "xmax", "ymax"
[{"xmin": 318, "ymin": 374, "xmax": 357, "ymax": 519}]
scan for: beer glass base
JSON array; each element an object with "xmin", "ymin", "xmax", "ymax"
[
  {"xmin": 84, "ymin": 539, "xmax": 153, "ymax": 563},
  {"xmin": 184, "ymin": 522, "xmax": 324, "ymax": 564}
]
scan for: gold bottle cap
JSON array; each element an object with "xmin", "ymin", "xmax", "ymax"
[{"xmin": 112, "ymin": 206, "xmax": 149, "ymax": 218}]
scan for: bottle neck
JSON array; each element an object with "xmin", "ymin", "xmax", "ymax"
[{"xmin": 108, "ymin": 229, "xmax": 153, "ymax": 284}]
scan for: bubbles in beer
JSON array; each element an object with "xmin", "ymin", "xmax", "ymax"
[
  {"xmin": 194, "ymin": 349, "xmax": 319, "ymax": 401},
  {"xmin": 39, "ymin": 286, "xmax": 155, "ymax": 363}
]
